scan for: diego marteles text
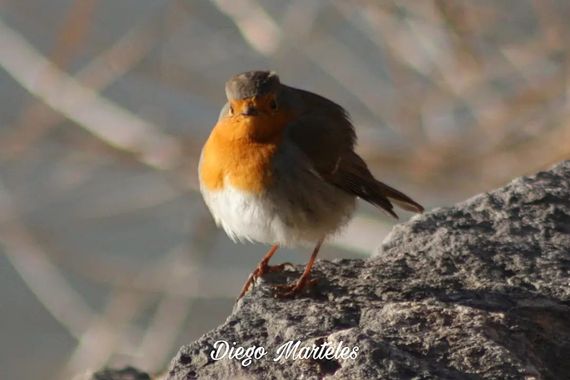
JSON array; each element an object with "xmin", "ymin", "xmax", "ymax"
[{"xmin": 210, "ymin": 340, "xmax": 359, "ymax": 367}]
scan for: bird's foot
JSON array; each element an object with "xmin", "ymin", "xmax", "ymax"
[
  {"xmin": 237, "ymin": 261, "xmax": 293, "ymax": 300},
  {"xmin": 273, "ymin": 276, "xmax": 319, "ymax": 298}
]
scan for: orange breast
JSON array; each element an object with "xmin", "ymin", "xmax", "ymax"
[{"xmin": 200, "ymin": 113, "xmax": 290, "ymax": 194}]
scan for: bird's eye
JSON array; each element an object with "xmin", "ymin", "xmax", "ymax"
[
  {"xmin": 269, "ymin": 99, "xmax": 278, "ymax": 111},
  {"xmin": 228, "ymin": 106, "xmax": 234, "ymax": 116}
]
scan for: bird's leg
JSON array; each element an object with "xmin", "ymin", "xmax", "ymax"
[
  {"xmin": 275, "ymin": 238, "xmax": 324, "ymax": 298},
  {"xmin": 238, "ymin": 244, "xmax": 291, "ymax": 300},
  {"xmin": 255, "ymin": 244, "xmax": 287, "ymax": 274}
]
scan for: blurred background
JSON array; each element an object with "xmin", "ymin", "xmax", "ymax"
[{"xmin": 0, "ymin": 0, "xmax": 568, "ymax": 379}]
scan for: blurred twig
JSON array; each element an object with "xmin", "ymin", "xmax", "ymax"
[
  {"xmin": 0, "ymin": 180, "xmax": 96, "ymax": 340},
  {"xmin": 134, "ymin": 210, "xmax": 220, "ymax": 372},
  {"xmin": 60, "ymin": 288, "xmax": 150, "ymax": 379},
  {"xmin": 209, "ymin": 0, "xmax": 281, "ymax": 55},
  {"xmin": 0, "ymin": 17, "xmax": 182, "ymax": 172},
  {"xmin": 0, "ymin": 0, "xmax": 97, "ymax": 157}
]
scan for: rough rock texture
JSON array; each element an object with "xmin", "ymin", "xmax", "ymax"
[{"xmin": 168, "ymin": 162, "xmax": 570, "ymax": 380}]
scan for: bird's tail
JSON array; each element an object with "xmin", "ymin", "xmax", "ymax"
[
  {"xmin": 330, "ymin": 151, "xmax": 424, "ymax": 219},
  {"xmin": 373, "ymin": 180, "xmax": 424, "ymax": 214}
]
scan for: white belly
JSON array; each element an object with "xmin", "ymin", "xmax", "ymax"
[{"xmin": 200, "ymin": 178, "xmax": 355, "ymax": 247}]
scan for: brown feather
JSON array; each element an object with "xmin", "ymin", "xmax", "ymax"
[{"xmin": 285, "ymin": 87, "xmax": 424, "ymax": 218}]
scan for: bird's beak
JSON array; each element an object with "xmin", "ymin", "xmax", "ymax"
[{"xmin": 241, "ymin": 104, "xmax": 258, "ymax": 116}]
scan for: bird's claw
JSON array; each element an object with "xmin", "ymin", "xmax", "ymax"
[
  {"xmin": 237, "ymin": 261, "xmax": 292, "ymax": 300},
  {"xmin": 273, "ymin": 277, "xmax": 319, "ymax": 298}
]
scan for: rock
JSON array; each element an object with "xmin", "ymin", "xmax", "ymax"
[
  {"xmin": 167, "ymin": 161, "xmax": 570, "ymax": 380},
  {"xmin": 89, "ymin": 367, "xmax": 151, "ymax": 380}
]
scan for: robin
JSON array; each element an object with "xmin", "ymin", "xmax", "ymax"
[{"xmin": 199, "ymin": 71, "xmax": 424, "ymax": 300}]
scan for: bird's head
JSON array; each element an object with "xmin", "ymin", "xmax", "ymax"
[
  {"xmin": 218, "ymin": 71, "xmax": 293, "ymax": 142},
  {"xmin": 225, "ymin": 71, "xmax": 281, "ymax": 116}
]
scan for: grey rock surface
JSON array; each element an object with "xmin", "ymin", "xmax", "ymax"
[{"xmin": 167, "ymin": 162, "xmax": 570, "ymax": 380}]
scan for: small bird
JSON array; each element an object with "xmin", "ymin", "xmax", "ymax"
[{"xmin": 199, "ymin": 71, "xmax": 424, "ymax": 299}]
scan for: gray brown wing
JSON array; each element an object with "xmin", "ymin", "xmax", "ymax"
[
  {"xmin": 284, "ymin": 87, "xmax": 356, "ymax": 174},
  {"xmin": 328, "ymin": 151, "xmax": 424, "ymax": 218},
  {"xmin": 285, "ymin": 89, "xmax": 423, "ymax": 218}
]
